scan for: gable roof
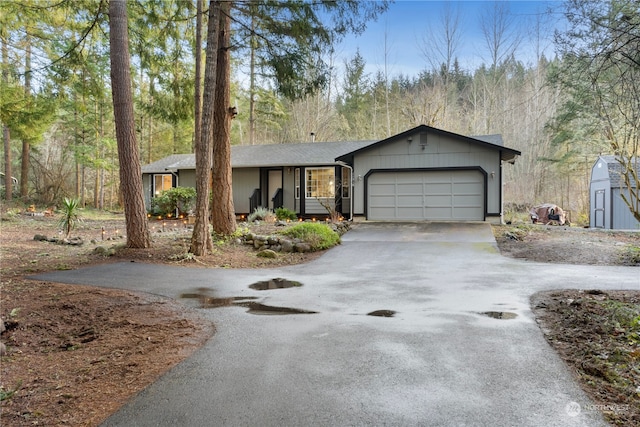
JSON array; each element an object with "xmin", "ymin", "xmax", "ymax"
[{"xmin": 336, "ymin": 125, "xmax": 519, "ymax": 163}]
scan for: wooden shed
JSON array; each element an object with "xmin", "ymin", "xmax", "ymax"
[{"xmin": 590, "ymin": 156, "xmax": 640, "ymax": 229}]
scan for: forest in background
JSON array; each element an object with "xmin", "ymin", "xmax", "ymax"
[{"xmin": 1, "ymin": 0, "xmax": 638, "ymax": 226}]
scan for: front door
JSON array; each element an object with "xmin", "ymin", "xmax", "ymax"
[{"xmin": 268, "ymin": 170, "xmax": 282, "ymax": 210}]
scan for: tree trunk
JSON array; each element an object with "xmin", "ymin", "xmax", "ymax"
[
  {"xmin": 211, "ymin": 0, "xmax": 236, "ymax": 235},
  {"xmin": 2, "ymin": 125, "xmax": 10, "ymax": 201},
  {"xmin": 193, "ymin": 0, "xmax": 203, "ymax": 153},
  {"xmin": 249, "ymin": 7, "xmax": 256, "ymax": 145},
  {"xmin": 108, "ymin": 0, "xmax": 150, "ymax": 248},
  {"xmin": 20, "ymin": 35, "xmax": 31, "ymax": 199},
  {"xmin": 190, "ymin": 0, "xmax": 220, "ymax": 255},
  {"xmin": 1, "ymin": 36, "xmax": 11, "ymax": 201}
]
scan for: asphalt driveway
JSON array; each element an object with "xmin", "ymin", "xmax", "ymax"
[{"xmin": 31, "ymin": 222, "xmax": 639, "ymax": 426}]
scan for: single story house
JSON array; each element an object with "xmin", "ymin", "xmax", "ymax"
[
  {"xmin": 590, "ymin": 155, "xmax": 640, "ymax": 229},
  {"xmin": 141, "ymin": 125, "xmax": 521, "ymax": 223}
]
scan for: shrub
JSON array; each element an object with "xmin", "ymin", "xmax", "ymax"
[
  {"xmin": 58, "ymin": 197, "xmax": 82, "ymax": 238},
  {"xmin": 275, "ymin": 207, "xmax": 297, "ymax": 221},
  {"xmin": 152, "ymin": 187, "xmax": 196, "ymax": 217},
  {"xmin": 247, "ymin": 207, "xmax": 276, "ymax": 223},
  {"xmin": 279, "ymin": 222, "xmax": 340, "ymax": 250}
]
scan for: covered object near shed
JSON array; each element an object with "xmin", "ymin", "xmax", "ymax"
[{"xmin": 590, "ymin": 156, "xmax": 640, "ymax": 229}]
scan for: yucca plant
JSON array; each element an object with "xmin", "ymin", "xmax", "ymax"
[{"xmin": 58, "ymin": 197, "xmax": 82, "ymax": 238}]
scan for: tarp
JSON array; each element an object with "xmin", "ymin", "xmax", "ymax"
[{"xmin": 529, "ymin": 204, "xmax": 567, "ymax": 225}]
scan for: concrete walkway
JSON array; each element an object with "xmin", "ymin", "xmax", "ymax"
[{"xmin": 31, "ymin": 222, "xmax": 639, "ymax": 427}]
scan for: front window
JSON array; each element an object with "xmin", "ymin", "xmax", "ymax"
[
  {"xmin": 154, "ymin": 174, "xmax": 173, "ymax": 196},
  {"xmin": 306, "ymin": 168, "xmax": 334, "ymax": 198}
]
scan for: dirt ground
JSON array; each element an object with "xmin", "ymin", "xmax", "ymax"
[
  {"xmin": 493, "ymin": 223, "xmax": 640, "ymax": 266},
  {"xmin": 531, "ymin": 290, "xmax": 640, "ymax": 426},
  {"xmin": 1, "ymin": 213, "xmax": 638, "ymax": 426}
]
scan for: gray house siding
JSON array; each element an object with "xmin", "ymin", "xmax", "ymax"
[
  {"xmin": 179, "ymin": 170, "xmax": 196, "ymax": 190},
  {"xmin": 232, "ymin": 168, "xmax": 260, "ymax": 214},
  {"xmin": 142, "ymin": 174, "xmax": 152, "ymax": 210}
]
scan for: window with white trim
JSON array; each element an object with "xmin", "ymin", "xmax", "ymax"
[
  {"xmin": 295, "ymin": 168, "xmax": 300, "ymax": 199},
  {"xmin": 306, "ymin": 167, "xmax": 334, "ymax": 198}
]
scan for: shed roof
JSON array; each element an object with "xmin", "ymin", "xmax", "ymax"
[{"xmin": 596, "ymin": 155, "xmax": 640, "ymax": 188}]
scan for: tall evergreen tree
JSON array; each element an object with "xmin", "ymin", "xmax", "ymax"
[
  {"xmin": 190, "ymin": 0, "xmax": 220, "ymax": 255},
  {"xmin": 108, "ymin": 0, "xmax": 150, "ymax": 248}
]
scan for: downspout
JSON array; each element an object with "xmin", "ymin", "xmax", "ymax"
[
  {"xmin": 165, "ymin": 168, "xmax": 179, "ymax": 187},
  {"xmin": 500, "ymin": 161, "xmax": 504, "ymax": 224}
]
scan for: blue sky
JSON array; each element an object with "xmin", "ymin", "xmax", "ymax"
[{"xmin": 334, "ymin": 0, "xmax": 565, "ymax": 80}]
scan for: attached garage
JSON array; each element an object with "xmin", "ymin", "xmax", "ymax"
[
  {"xmin": 367, "ymin": 169, "xmax": 485, "ymax": 221},
  {"xmin": 336, "ymin": 125, "xmax": 521, "ymax": 223}
]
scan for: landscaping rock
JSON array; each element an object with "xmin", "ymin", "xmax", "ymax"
[
  {"xmin": 294, "ymin": 243, "xmax": 312, "ymax": 253},
  {"xmin": 280, "ymin": 239, "xmax": 294, "ymax": 253},
  {"xmin": 256, "ymin": 249, "xmax": 277, "ymax": 258},
  {"xmin": 67, "ymin": 237, "xmax": 84, "ymax": 246},
  {"xmin": 93, "ymin": 246, "xmax": 115, "ymax": 256}
]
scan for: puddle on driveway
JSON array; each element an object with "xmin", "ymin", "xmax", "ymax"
[
  {"xmin": 180, "ymin": 288, "xmax": 259, "ymax": 309},
  {"xmin": 367, "ymin": 310, "xmax": 396, "ymax": 317},
  {"xmin": 249, "ymin": 278, "xmax": 302, "ymax": 290},
  {"xmin": 481, "ymin": 311, "xmax": 518, "ymax": 320},
  {"xmin": 180, "ymin": 286, "xmax": 315, "ymax": 315},
  {"xmin": 235, "ymin": 301, "xmax": 317, "ymax": 315}
]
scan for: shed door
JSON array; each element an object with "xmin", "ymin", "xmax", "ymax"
[
  {"xmin": 594, "ymin": 189, "xmax": 605, "ymax": 228},
  {"xmin": 367, "ymin": 170, "xmax": 484, "ymax": 221}
]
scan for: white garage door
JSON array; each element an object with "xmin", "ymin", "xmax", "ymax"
[{"xmin": 367, "ymin": 170, "xmax": 484, "ymax": 221}]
